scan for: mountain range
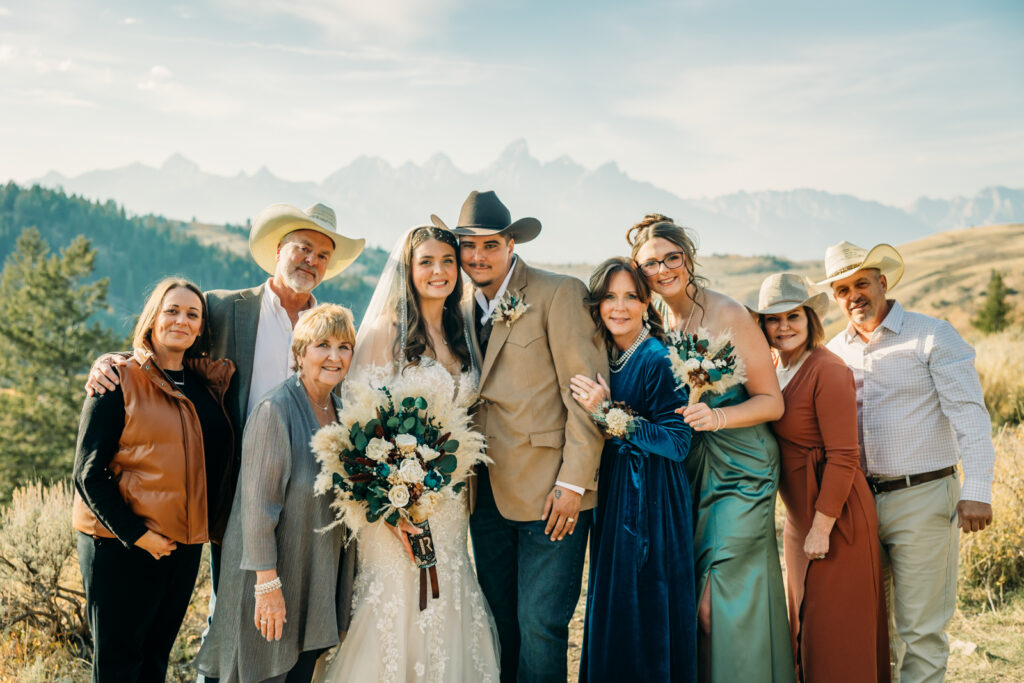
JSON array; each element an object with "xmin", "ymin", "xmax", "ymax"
[{"xmin": 30, "ymin": 140, "xmax": 1024, "ymax": 261}]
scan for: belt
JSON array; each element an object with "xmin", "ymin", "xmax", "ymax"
[{"xmin": 867, "ymin": 466, "xmax": 956, "ymax": 495}]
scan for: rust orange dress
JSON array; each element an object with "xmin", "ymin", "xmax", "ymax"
[{"xmin": 772, "ymin": 347, "xmax": 889, "ymax": 683}]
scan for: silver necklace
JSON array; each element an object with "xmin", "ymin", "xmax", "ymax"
[{"xmin": 610, "ymin": 327, "xmax": 649, "ymax": 373}]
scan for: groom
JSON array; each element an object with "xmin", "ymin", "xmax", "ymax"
[{"xmin": 431, "ymin": 191, "xmax": 607, "ymax": 682}]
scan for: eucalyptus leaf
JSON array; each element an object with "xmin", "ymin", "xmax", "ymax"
[
  {"xmin": 415, "ymin": 396, "xmax": 428, "ymax": 410},
  {"xmin": 436, "ymin": 452, "xmax": 457, "ymax": 474},
  {"xmin": 441, "ymin": 439, "xmax": 460, "ymax": 453}
]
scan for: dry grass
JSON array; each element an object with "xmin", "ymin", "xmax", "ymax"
[
  {"xmin": 974, "ymin": 331, "xmax": 1024, "ymax": 426},
  {"xmin": 959, "ymin": 426, "xmax": 1024, "ymax": 607}
]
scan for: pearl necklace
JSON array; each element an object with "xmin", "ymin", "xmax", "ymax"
[{"xmin": 610, "ymin": 327, "xmax": 649, "ymax": 373}]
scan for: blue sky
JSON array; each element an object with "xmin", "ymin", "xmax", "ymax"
[{"xmin": 1, "ymin": 0, "xmax": 1022, "ymax": 203}]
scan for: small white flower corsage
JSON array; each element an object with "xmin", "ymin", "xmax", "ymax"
[
  {"xmin": 591, "ymin": 400, "xmax": 640, "ymax": 439},
  {"xmin": 492, "ymin": 291, "xmax": 530, "ymax": 327}
]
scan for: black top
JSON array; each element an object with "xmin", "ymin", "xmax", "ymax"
[{"xmin": 73, "ymin": 365, "xmax": 233, "ymax": 547}]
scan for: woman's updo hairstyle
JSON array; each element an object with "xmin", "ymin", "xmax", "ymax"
[{"xmin": 626, "ymin": 213, "xmax": 709, "ymax": 320}]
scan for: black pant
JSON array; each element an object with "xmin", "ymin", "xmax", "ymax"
[{"xmin": 77, "ymin": 532, "xmax": 202, "ymax": 683}]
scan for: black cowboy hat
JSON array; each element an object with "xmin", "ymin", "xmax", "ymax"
[{"xmin": 430, "ymin": 190, "xmax": 541, "ymax": 244}]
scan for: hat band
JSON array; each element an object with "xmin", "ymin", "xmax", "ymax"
[{"xmin": 826, "ymin": 263, "xmax": 863, "ymax": 280}]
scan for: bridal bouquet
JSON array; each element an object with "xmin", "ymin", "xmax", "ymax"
[
  {"xmin": 314, "ymin": 370, "xmax": 487, "ymax": 610},
  {"xmin": 665, "ymin": 328, "xmax": 747, "ymax": 405},
  {"xmin": 313, "ymin": 374, "xmax": 486, "ymax": 531}
]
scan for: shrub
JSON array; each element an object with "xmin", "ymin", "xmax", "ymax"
[
  {"xmin": 959, "ymin": 426, "xmax": 1024, "ymax": 608},
  {"xmin": 0, "ymin": 481, "xmax": 90, "ymax": 656},
  {"xmin": 974, "ymin": 330, "xmax": 1024, "ymax": 426},
  {"xmin": 971, "ymin": 269, "xmax": 1012, "ymax": 334}
]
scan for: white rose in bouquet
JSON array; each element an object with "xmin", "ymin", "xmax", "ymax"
[
  {"xmin": 416, "ymin": 444, "xmax": 439, "ymax": 460},
  {"xmin": 388, "ymin": 484, "xmax": 410, "ymax": 508},
  {"xmin": 398, "ymin": 457, "xmax": 426, "ymax": 484},
  {"xmin": 395, "ymin": 434, "xmax": 418, "ymax": 454},
  {"xmin": 684, "ymin": 358, "xmax": 701, "ymax": 372},
  {"xmin": 365, "ymin": 437, "xmax": 392, "ymax": 462},
  {"xmin": 701, "ymin": 358, "xmax": 716, "ymax": 371}
]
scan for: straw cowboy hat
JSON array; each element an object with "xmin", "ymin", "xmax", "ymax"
[
  {"xmin": 249, "ymin": 202, "xmax": 365, "ymax": 280},
  {"xmin": 816, "ymin": 240, "xmax": 904, "ymax": 289},
  {"xmin": 749, "ymin": 273, "xmax": 830, "ymax": 318},
  {"xmin": 430, "ymin": 190, "xmax": 541, "ymax": 244}
]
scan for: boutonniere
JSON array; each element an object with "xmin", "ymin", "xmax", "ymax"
[
  {"xmin": 591, "ymin": 400, "xmax": 640, "ymax": 439},
  {"xmin": 492, "ymin": 291, "xmax": 529, "ymax": 327}
]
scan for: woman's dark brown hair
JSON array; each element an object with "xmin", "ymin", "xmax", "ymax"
[
  {"xmin": 132, "ymin": 277, "xmax": 210, "ymax": 358},
  {"xmin": 758, "ymin": 306, "xmax": 825, "ymax": 352},
  {"xmin": 586, "ymin": 257, "xmax": 665, "ymax": 353},
  {"xmin": 627, "ymin": 213, "xmax": 709, "ymax": 324},
  {"xmin": 400, "ymin": 226, "xmax": 472, "ymax": 371}
]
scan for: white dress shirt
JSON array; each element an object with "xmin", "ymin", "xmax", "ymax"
[
  {"xmin": 246, "ymin": 281, "xmax": 316, "ymax": 417},
  {"xmin": 826, "ymin": 300, "xmax": 994, "ymax": 503},
  {"xmin": 475, "ymin": 255, "xmax": 519, "ymax": 324}
]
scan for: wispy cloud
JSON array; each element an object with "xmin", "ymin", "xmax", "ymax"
[
  {"xmin": 24, "ymin": 88, "xmax": 96, "ymax": 108},
  {"xmin": 214, "ymin": 0, "xmax": 457, "ymax": 43}
]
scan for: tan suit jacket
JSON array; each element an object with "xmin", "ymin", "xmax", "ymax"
[{"xmin": 464, "ymin": 258, "xmax": 608, "ymax": 521}]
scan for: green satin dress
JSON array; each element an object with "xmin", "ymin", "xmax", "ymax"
[{"xmin": 687, "ymin": 384, "xmax": 795, "ymax": 683}]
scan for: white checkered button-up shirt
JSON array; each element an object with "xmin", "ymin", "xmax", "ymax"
[{"xmin": 827, "ymin": 300, "xmax": 995, "ymax": 504}]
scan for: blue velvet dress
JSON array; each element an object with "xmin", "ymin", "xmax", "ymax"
[{"xmin": 580, "ymin": 337, "xmax": 697, "ymax": 683}]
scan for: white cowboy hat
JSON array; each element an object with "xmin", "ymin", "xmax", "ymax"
[
  {"xmin": 815, "ymin": 240, "xmax": 904, "ymax": 289},
  {"xmin": 749, "ymin": 273, "xmax": 830, "ymax": 318},
  {"xmin": 249, "ymin": 202, "xmax": 365, "ymax": 280}
]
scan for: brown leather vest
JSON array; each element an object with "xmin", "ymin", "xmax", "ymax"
[{"xmin": 73, "ymin": 349, "xmax": 235, "ymax": 545}]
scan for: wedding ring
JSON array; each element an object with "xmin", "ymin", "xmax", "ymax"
[
  {"xmin": 260, "ymin": 618, "xmax": 268, "ymax": 624},
  {"xmin": 580, "ymin": 392, "xmax": 589, "ymax": 399},
  {"xmin": 567, "ymin": 517, "xmax": 575, "ymax": 523}
]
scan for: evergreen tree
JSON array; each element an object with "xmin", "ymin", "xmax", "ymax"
[
  {"xmin": 0, "ymin": 228, "xmax": 120, "ymax": 501},
  {"xmin": 971, "ymin": 269, "xmax": 1012, "ymax": 334}
]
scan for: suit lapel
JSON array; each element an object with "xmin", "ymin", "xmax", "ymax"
[
  {"xmin": 479, "ymin": 259, "xmax": 529, "ymax": 387},
  {"xmin": 233, "ymin": 285, "xmax": 263, "ymax": 418}
]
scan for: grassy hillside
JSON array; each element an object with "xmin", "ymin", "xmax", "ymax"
[{"xmin": 543, "ymin": 223, "xmax": 1024, "ymax": 335}]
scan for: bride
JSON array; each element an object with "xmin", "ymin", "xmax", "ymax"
[{"xmin": 318, "ymin": 225, "xmax": 500, "ymax": 682}]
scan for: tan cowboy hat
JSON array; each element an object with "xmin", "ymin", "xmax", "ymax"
[
  {"xmin": 249, "ymin": 202, "xmax": 365, "ymax": 280},
  {"xmin": 430, "ymin": 190, "xmax": 541, "ymax": 244},
  {"xmin": 749, "ymin": 273, "xmax": 830, "ymax": 318},
  {"xmin": 816, "ymin": 240, "xmax": 904, "ymax": 288}
]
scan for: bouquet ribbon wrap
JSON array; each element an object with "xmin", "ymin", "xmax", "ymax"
[{"xmin": 408, "ymin": 519, "xmax": 440, "ymax": 610}]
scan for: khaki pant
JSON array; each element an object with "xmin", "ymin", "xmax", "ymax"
[{"xmin": 876, "ymin": 475, "xmax": 960, "ymax": 683}]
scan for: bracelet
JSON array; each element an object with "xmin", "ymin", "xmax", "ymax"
[
  {"xmin": 713, "ymin": 408, "xmax": 727, "ymax": 432},
  {"xmin": 254, "ymin": 577, "xmax": 282, "ymax": 596}
]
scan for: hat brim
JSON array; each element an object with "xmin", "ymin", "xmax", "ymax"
[
  {"xmin": 250, "ymin": 205, "xmax": 365, "ymax": 280},
  {"xmin": 816, "ymin": 243, "xmax": 904, "ymax": 289},
  {"xmin": 431, "ymin": 215, "xmax": 541, "ymax": 244},
  {"xmin": 749, "ymin": 291, "xmax": 830, "ymax": 318}
]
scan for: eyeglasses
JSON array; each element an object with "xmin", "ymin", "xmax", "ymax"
[{"xmin": 637, "ymin": 251, "xmax": 685, "ymax": 276}]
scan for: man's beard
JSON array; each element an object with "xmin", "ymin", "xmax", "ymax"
[{"xmin": 282, "ymin": 267, "xmax": 317, "ymax": 293}]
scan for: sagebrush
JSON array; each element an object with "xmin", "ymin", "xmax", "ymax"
[{"xmin": 0, "ymin": 480, "xmax": 91, "ymax": 681}]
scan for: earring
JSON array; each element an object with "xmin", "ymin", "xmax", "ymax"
[{"xmin": 642, "ymin": 310, "xmax": 650, "ymax": 322}]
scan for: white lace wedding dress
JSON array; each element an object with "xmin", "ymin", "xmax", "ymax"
[{"xmin": 318, "ymin": 362, "xmax": 500, "ymax": 683}]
